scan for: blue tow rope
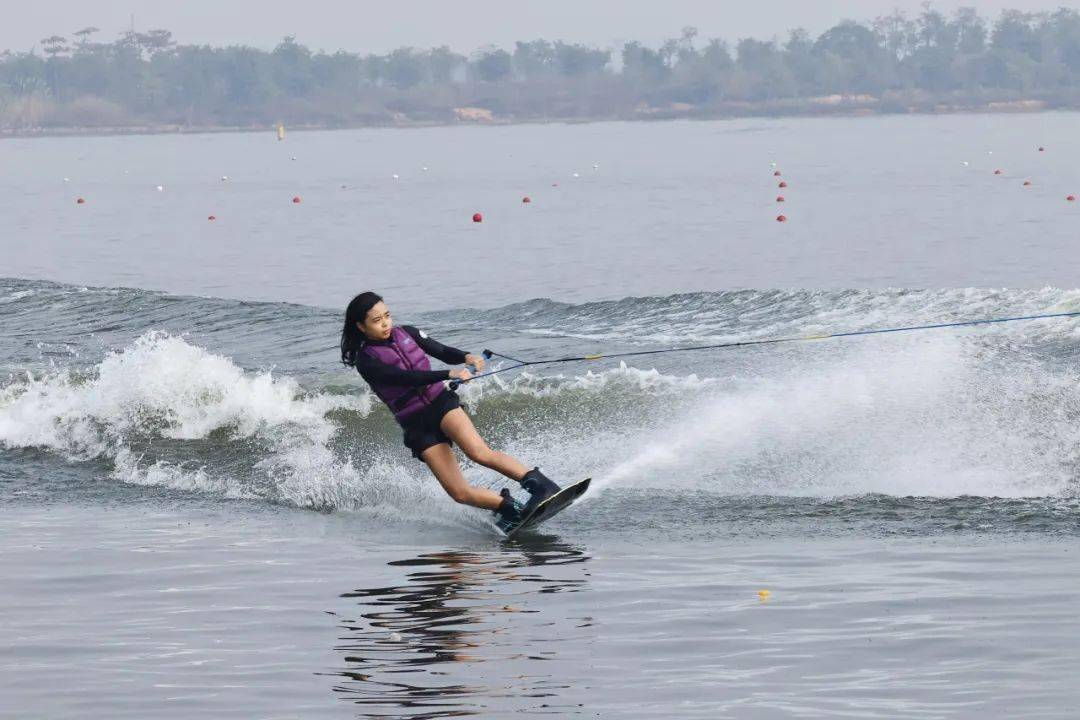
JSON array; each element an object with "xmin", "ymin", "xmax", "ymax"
[{"xmin": 449, "ymin": 309, "xmax": 1080, "ymax": 390}]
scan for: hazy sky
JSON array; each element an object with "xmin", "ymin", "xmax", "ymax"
[{"xmin": 3, "ymin": 1, "xmax": 1070, "ymax": 54}]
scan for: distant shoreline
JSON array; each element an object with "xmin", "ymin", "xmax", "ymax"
[
  {"xmin": 7, "ymin": 9, "xmax": 1080, "ymax": 142},
  {"xmin": 2, "ymin": 99, "xmax": 1074, "ymax": 140}
]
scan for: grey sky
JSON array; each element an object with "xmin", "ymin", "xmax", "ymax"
[{"xmin": 3, "ymin": 1, "xmax": 1070, "ymax": 55}]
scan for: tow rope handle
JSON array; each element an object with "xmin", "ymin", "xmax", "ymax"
[{"xmin": 449, "ymin": 349, "xmax": 495, "ymax": 391}]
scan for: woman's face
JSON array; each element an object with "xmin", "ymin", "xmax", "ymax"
[{"xmin": 359, "ymin": 301, "xmax": 393, "ymax": 341}]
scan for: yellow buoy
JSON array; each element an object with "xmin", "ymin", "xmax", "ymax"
[
  {"xmin": 758, "ymin": 589, "xmax": 771, "ymax": 600},
  {"xmin": 277, "ymin": 124, "xmax": 285, "ymax": 141}
]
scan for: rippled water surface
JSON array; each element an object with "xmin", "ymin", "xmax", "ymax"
[
  {"xmin": 4, "ymin": 115, "xmax": 1080, "ymax": 718},
  {"xmin": 4, "ymin": 502, "xmax": 1078, "ymax": 719}
]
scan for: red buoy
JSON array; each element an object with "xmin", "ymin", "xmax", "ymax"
[
  {"xmin": 776, "ymin": 196, "xmax": 786, "ymax": 203},
  {"xmin": 292, "ymin": 196, "xmax": 301, "ymax": 204},
  {"xmin": 208, "ymin": 215, "xmax": 217, "ymax": 221},
  {"xmin": 522, "ymin": 196, "xmax": 531, "ymax": 203},
  {"xmin": 994, "ymin": 169, "xmax": 1003, "ymax": 175},
  {"xmin": 778, "ymin": 181, "xmax": 788, "ymax": 188},
  {"xmin": 1068, "ymin": 195, "xmax": 1077, "ymax": 202},
  {"xmin": 1039, "ymin": 146, "xmax": 1046, "ymax": 152},
  {"xmin": 1023, "ymin": 180, "xmax": 1032, "ymax": 187},
  {"xmin": 776, "ymin": 214, "xmax": 787, "ymax": 223},
  {"xmin": 76, "ymin": 197, "xmax": 85, "ymax": 204},
  {"xmin": 472, "ymin": 212, "xmax": 483, "ymax": 222},
  {"xmin": 774, "ymin": 171, "xmax": 782, "ymax": 177}
]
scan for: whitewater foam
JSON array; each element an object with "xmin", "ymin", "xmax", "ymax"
[
  {"xmin": 0, "ymin": 332, "xmax": 369, "ymax": 453},
  {"xmin": 0, "ymin": 333, "xmax": 393, "ymax": 508},
  {"xmin": 599, "ymin": 334, "xmax": 1079, "ymax": 499}
]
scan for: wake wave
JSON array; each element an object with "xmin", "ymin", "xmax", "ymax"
[
  {"xmin": 4, "ymin": 280, "xmax": 1080, "ymax": 518},
  {"xmin": 438, "ymin": 286, "xmax": 1080, "ymax": 348}
]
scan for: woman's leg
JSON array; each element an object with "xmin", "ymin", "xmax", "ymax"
[
  {"xmin": 440, "ymin": 408, "xmax": 530, "ymax": 482},
  {"xmin": 421, "ymin": 442, "xmax": 504, "ymax": 510}
]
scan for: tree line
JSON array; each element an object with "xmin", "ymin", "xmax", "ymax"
[{"xmin": 3, "ymin": 7, "xmax": 1080, "ymax": 131}]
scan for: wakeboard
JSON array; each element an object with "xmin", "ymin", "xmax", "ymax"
[{"xmin": 503, "ymin": 478, "xmax": 591, "ymax": 538}]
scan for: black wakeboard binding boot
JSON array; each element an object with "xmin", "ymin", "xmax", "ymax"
[
  {"xmin": 494, "ymin": 488, "xmax": 526, "ymax": 533},
  {"xmin": 520, "ymin": 467, "xmax": 561, "ymax": 516}
]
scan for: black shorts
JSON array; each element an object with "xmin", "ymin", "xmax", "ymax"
[{"xmin": 400, "ymin": 390, "xmax": 462, "ymax": 460}]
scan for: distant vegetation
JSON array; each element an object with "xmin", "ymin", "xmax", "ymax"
[{"xmin": 4, "ymin": 7, "xmax": 1080, "ymax": 133}]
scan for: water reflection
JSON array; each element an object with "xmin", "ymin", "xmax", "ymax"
[{"xmin": 326, "ymin": 535, "xmax": 592, "ymax": 718}]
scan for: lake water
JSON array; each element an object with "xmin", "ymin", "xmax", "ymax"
[{"xmin": 3, "ymin": 114, "xmax": 1080, "ymax": 718}]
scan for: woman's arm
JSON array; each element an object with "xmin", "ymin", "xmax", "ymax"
[
  {"xmin": 402, "ymin": 326, "xmax": 469, "ymax": 366},
  {"xmin": 354, "ymin": 352, "xmax": 451, "ymax": 387}
]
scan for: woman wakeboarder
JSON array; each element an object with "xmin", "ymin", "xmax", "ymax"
[{"xmin": 340, "ymin": 292, "xmax": 561, "ymax": 530}]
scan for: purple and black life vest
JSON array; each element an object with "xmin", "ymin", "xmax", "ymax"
[{"xmin": 361, "ymin": 326, "xmax": 445, "ymax": 422}]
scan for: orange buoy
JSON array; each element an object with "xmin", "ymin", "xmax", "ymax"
[
  {"xmin": 777, "ymin": 214, "xmax": 787, "ymax": 223},
  {"xmin": 522, "ymin": 196, "xmax": 531, "ymax": 203},
  {"xmin": 76, "ymin": 197, "xmax": 85, "ymax": 204},
  {"xmin": 778, "ymin": 181, "xmax": 788, "ymax": 188},
  {"xmin": 472, "ymin": 212, "xmax": 483, "ymax": 222},
  {"xmin": 292, "ymin": 196, "xmax": 301, "ymax": 204},
  {"xmin": 208, "ymin": 215, "xmax": 217, "ymax": 221}
]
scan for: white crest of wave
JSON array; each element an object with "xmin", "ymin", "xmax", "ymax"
[
  {"xmin": 0, "ymin": 331, "xmax": 368, "ymax": 454},
  {"xmin": 0, "ymin": 289, "xmax": 36, "ymax": 304}
]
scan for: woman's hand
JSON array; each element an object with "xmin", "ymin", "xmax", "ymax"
[
  {"xmin": 449, "ymin": 368, "xmax": 474, "ymax": 382},
  {"xmin": 464, "ymin": 353, "xmax": 486, "ymax": 372}
]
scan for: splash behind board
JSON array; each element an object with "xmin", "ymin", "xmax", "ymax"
[{"xmin": 504, "ymin": 478, "xmax": 591, "ymax": 538}]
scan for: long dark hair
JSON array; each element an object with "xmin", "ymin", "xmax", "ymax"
[{"xmin": 340, "ymin": 291, "xmax": 384, "ymax": 366}]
